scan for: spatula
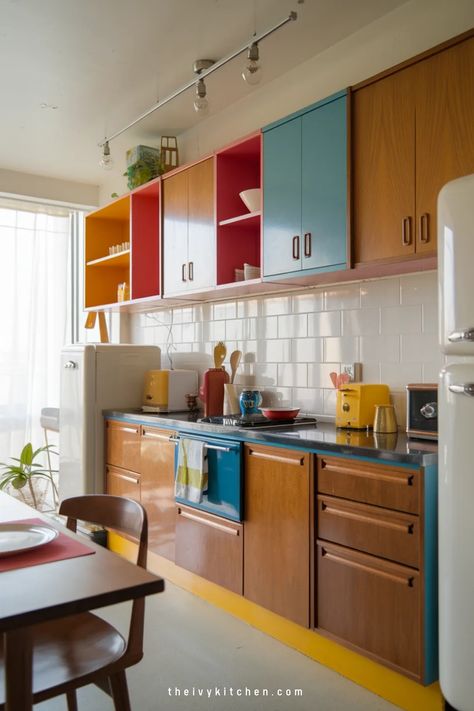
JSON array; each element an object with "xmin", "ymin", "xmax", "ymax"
[
  {"xmin": 229, "ymin": 350, "xmax": 242, "ymax": 384},
  {"xmin": 214, "ymin": 341, "xmax": 227, "ymax": 369}
]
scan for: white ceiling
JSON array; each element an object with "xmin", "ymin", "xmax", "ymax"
[{"xmin": 0, "ymin": 0, "xmax": 407, "ymax": 185}]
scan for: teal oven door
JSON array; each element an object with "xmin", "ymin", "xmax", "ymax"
[{"xmin": 174, "ymin": 434, "xmax": 242, "ymax": 522}]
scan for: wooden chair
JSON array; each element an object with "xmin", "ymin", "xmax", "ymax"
[{"xmin": 0, "ymin": 494, "xmax": 151, "ymax": 711}]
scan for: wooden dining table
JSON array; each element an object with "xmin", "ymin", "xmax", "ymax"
[{"xmin": 0, "ymin": 492, "xmax": 165, "ymax": 711}]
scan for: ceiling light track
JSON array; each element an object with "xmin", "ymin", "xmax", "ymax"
[{"xmin": 98, "ymin": 10, "xmax": 297, "ymax": 148}]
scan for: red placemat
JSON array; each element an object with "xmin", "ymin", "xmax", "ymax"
[{"xmin": 0, "ymin": 518, "xmax": 95, "ymax": 573}]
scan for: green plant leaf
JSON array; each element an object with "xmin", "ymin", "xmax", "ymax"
[{"xmin": 20, "ymin": 443, "xmax": 33, "ymax": 467}]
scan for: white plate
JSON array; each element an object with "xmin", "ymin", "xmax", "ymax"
[{"xmin": 0, "ymin": 523, "xmax": 58, "ymax": 557}]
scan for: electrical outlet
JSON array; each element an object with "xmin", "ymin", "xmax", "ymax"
[{"xmin": 341, "ymin": 363, "xmax": 362, "ymax": 382}]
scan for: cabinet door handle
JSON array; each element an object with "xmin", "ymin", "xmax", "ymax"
[
  {"xmin": 304, "ymin": 232, "xmax": 312, "ymax": 257},
  {"xmin": 181, "ymin": 263, "xmax": 187, "ymax": 282},
  {"xmin": 248, "ymin": 449, "xmax": 305, "ymax": 467},
  {"xmin": 292, "ymin": 235, "xmax": 300, "ymax": 260},
  {"xmin": 321, "ymin": 460, "xmax": 414, "ymax": 487},
  {"xmin": 177, "ymin": 507, "xmax": 239, "ymax": 535},
  {"xmin": 142, "ymin": 429, "xmax": 177, "ymax": 442},
  {"xmin": 188, "ymin": 261, "xmax": 194, "ymax": 281},
  {"xmin": 419, "ymin": 212, "xmax": 430, "ymax": 243},
  {"xmin": 320, "ymin": 501, "xmax": 414, "ymax": 534},
  {"xmin": 401, "ymin": 216, "xmax": 412, "ymax": 246},
  {"xmin": 320, "ymin": 547, "xmax": 415, "ymax": 587},
  {"xmin": 108, "ymin": 425, "xmax": 139, "ymax": 434}
]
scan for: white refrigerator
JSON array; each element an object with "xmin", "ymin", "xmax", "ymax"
[
  {"xmin": 59, "ymin": 344, "xmax": 160, "ymax": 501},
  {"xmin": 438, "ymin": 173, "xmax": 474, "ymax": 711}
]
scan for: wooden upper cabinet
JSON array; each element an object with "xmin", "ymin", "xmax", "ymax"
[
  {"xmin": 415, "ymin": 37, "xmax": 474, "ymax": 254},
  {"xmin": 352, "ymin": 67, "xmax": 416, "ymax": 264},
  {"xmin": 187, "ymin": 157, "xmax": 215, "ymax": 290},
  {"xmin": 162, "ymin": 170, "xmax": 188, "ymax": 295},
  {"xmin": 243, "ymin": 444, "xmax": 311, "ymax": 627}
]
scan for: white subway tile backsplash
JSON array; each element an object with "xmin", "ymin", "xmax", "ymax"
[
  {"xmin": 278, "ymin": 363, "xmax": 307, "ymax": 388},
  {"xmin": 308, "ymin": 311, "xmax": 341, "ymax": 337},
  {"xmin": 324, "ymin": 337, "xmax": 359, "ymax": 363},
  {"xmin": 381, "ymin": 305, "xmax": 422, "ymax": 335},
  {"xmin": 325, "ymin": 285, "xmax": 360, "ymax": 311},
  {"xmin": 360, "ymin": 335, "xmax": 399, "ymax": 363},
  {"xmin": 342, "ymin": 308, "xmax": 380, "ymax": 336},
  {"xmin": 278, "ymin": 313, "xmax": 308, "ymax": 338},
  {"xmin": 292, "ymin": 338, "xmax": 323, "ymax": 363},
  {"xmin": 400, "ymin": 271, "xmax": 437, "ymax": 305},
  {"xmin": 360, "ymin": 278, "xmax": 400, "ymax": 308},
  {"xmin": 257, "ymin": 339, "xmax": 291, "ymax": 363},
  {"xmin": 130, "ymin": 273, "xmax": 439, "ymax": 419},
  {"xmin": 292, "ymin": 291, "xmax": 324, "ymax": 313},
  {"xmin": 261, "ymin": 296, "xmax": 291, "ymax": 316}
]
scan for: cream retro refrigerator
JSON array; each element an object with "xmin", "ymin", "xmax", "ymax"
[
  {"xmin": 438, "ymin": 173, "xmax": 474, "ymax": 711},
  {"xmin": 59, "ymin": 344, "xmax": 160, "ymax": 500}
]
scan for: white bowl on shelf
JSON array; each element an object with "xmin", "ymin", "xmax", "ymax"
[{"xmin": 239, "ymin": 188, "xmax": 261, "ymax": 213}]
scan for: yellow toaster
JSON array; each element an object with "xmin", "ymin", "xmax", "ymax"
[{"xmin": 336, "ymin": 383, "xmax": 391, "ymax": 429}]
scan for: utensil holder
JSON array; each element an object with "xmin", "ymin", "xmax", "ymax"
[{"xmin": 373, "ymin": 404, "xmax": 398, "ymax": 433}]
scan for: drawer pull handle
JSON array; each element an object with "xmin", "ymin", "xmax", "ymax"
[
  {"xmin": 321, "ymin": 502, "xmax": 415, "ymax": 534},
  {"xmin": 111, "ymin": 426, "xmax": 139, "ymax": 434},
  {"xmin": 107, "ymin": 469, "xmax": 139, "ymax": 485},
  {"xmin": 320, "ymin": 548, "xmax": 415, "ymax": 587},
  {"xmin": 249, "ymin": 450, "xmax": 305, "ymax": 466},
  {"xmin": 321, "ymin": 461, "xmax": 414, "ymax": 487},
  {"xmin": 142, "ymin": 430, "xmax": 175, "ymax": 441},
  {"xmin": 177, "ymin": 508, "xmax": 239, "ymax": 535}
]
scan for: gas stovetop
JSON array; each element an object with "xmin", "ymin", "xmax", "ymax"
[{"xmin": 198, "ymin": 414, "xmax": 318, "ymax": 429}]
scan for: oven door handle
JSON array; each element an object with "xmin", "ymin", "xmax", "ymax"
[{"xmin": 204, "ymin": 443, "xmax": 233, "ymax": 453}]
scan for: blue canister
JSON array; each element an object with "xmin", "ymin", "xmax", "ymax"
[{"xmin": 239, "ymin": 389, "xmax": 262, "ymax": 416}]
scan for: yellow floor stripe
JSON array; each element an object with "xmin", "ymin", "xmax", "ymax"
[{"xmin": 108, "ymin": 532, "xmax": 443, "ymax": 711}]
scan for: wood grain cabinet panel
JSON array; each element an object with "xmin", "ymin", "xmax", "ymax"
[
  {"xmin": 243, "ymin": 444, "xmax": 311, "ymax": 627},
  {"xmin": 415, "ymin": 37, "xmax": 474, "ymax": 254},
  {"xmin": 317, "ymin": 541, "xmax": 421, "ymax": 680},
  {"xmin": 187, "ymin": 157, "xmax": 216, "ymax": 291},
  {"xmin": 317, "ymin": 494, "xmax": 420, "ymax": 568},
  {"xmin": 105, "ymin": 419, "xmax": 140, "ymax": 473},
  {"xmin": 140, "ymin": 426, "xmax": 177, "ymax": 561},
  {"xmin": 317, "ymin": 456, "xmax": 420, "ymax": 514},
  {"xmin": 162, "ymin": 169, "xmax": 189, "ymax": 295},
  {"xmin": 106, "ymin": 465, "xmax": 141, "ymax": 501},
  {"xmin": 175, "ymin": 505, "xmax": 243, "ymax": 594},
  {"xmin": 353, "ymin": 67, "xmax": 416, "ymax": 264}
]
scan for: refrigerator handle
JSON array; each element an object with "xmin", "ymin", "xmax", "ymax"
[
  {"xmin": 64, "ymin": 360, "xmax": 78, "ymax": 369},
  {"xmin": 448, "ymin": 383, "xmax": 474, "ymax": 397},
  {"xmin": 448, "ymin": 328, "xmax": 474, "ymax": 343}
]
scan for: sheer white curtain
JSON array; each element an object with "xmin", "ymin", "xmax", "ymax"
[{"xmin": 0, "ymin": 202, "xmax": 71, "ymax": 462}]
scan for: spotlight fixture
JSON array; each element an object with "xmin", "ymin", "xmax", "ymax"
[
  {"xmin": 99, "ymin": 140, "xmax": 113, "ymax": 170},
  {"xmin": 98, "ymin": 10, "xmax": 297, "ymax": 150},
  {"xmin": 194, "ymin": 78, "xmax": 208, "ymax": 112},
  {"xmin": 242, "ymin": 42, "xmax": 261, "ymax": 85}
]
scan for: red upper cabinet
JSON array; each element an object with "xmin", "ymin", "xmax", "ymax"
[
  {"xmin": 130, "ymin": 178, "xmax": 161, "ymax": 300},
  {"xmin": 215, "ymin": 133, "xmax": 262, "ymax": 286}
]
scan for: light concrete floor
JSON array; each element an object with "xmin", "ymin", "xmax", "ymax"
[{"xmin": 38, "ymin": 580, "xmax": 401, "ymax": 710}]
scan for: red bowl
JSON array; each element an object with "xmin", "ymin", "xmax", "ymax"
[{"xmin": 260, "ymin": 407, "xmax": 300, "ymax": 421}]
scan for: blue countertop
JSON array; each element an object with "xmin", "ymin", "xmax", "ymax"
[{"xmin": 103, "ymin": 410, "xmax": 438, "ymax": 467}]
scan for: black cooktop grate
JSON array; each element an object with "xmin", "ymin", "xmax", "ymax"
[{"xmin": 199, "ymin": 414, "xmax": 318, "ymax": 428}]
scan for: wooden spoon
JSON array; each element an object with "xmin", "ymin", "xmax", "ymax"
[
  {"xmin": 230, "ymin": 350, "xmax": 242, "ymax": 384},
  {"xmin": 214, "ymin": 341, "xmax": 227, "ymax": 369},
  {"xmin": 329, "ymin": 372, "xmax": 338, "ymax": 388}
]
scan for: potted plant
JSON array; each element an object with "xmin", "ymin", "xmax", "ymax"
[{"xmin": 0, "ymin": 443, "xmax": 59, "ymax": 511}]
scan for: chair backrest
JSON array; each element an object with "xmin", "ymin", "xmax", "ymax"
[{"xmin": 58, "ymin": 494, "xmax": 149, "ymax": 662}]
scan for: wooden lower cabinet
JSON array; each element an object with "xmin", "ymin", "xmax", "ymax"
[
  {"xmin": 317, "ymin": 541, "xmax": 421, "ymax": 680},
  {"xmin": 140, "ymin": 426, "xmax": 177, "ymax": 561},
  {"xmin": 106, "ymin": 464, "xmax": 140, "ymax": 501},
  {"xmin": 243, "ymin": 443, "xmax": 311, "ymax": 627},
  {"xmin": 175, "ymin": 505, "xmax": 243, "ymax": 594},
  {"xmin": 105, "ymin": 419, "xmax": 140, "ymax": 473}
]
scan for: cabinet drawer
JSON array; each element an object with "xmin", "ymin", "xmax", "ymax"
[
  {"xmin": 317, "ymin": 495, "xmax": 420, "ymax": 568},
  {"xmin": 318, "ymin": 456, "xmax": 420, "ymax": 514},
  {"xmin": 106, "ymin": 419, "xmax": 140, "ymax": 472},
  {"xmin": 175, "ymin": 505, "xmax": 243, "ymax": 594},
  {"xmin": 316, "ymin": 541, "xmax": 421, "ymax": 679},
  {"xmin": 106, "ymin": 465, "xmax": 141, "ymax": 501}
]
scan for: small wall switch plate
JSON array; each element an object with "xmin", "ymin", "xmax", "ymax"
[{"xmin": 341, "ymin": 363, "xmax": 362, "ymax": 382}]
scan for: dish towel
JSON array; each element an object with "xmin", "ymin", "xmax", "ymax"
[{"xmin": 175, "ymin": 438, "xmax": 208, "ymax": 503}]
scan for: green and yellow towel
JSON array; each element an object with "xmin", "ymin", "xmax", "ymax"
[{"xmin": 175, "ymin": 438, "xmax": 208, "ymax": 503}]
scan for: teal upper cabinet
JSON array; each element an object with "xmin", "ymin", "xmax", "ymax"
[{"xmin": 263, "ymin": 91, "xmax": 348, "ymax": 279}]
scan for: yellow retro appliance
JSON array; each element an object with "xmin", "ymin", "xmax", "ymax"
[
  {"xmin": 336, "ymin": 383, "xmax": 391, "ymax": 429},
  {"xmin": 142, "ymin": 369, "xmax": 198, "ymax": 413}
]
